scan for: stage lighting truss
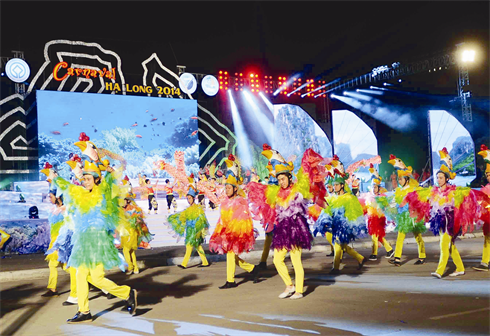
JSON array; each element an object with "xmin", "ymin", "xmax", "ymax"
[{"xmin": 215, "ymin": 72, "xmax": 325, "ymax": 98}]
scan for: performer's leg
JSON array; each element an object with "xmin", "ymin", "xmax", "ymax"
[
  {"xmin": 451, "ymin": 243, "xmax": 465, "ymax": 273},
  {"xmin": 89, "ymin": 264, "xmax": 131, "ymax": 300},
  {"xmin": 273, "ymin": 248, "xmax": 293, "ymax": 287},
  {"xmin": 226, "ymin": 252, "xmax": 237, "ymax": 283},
  {"xmin": 414, "ymin": 232, "xmax": 426, "ymax": 259},
  {"xmin": 394, "ymin": 232, "xmax": 406, "ymax": 259},
  {"xmin": 196, "ymin": 245, "xmax": 209, "ymax": 266},
  {"xmin": 131, "ymin": 249, "xmax": 139, "ymax": 273},
  {"xmin": 326, "ymin": 232, "xmax": 335, "ymax": 255},
  {"xmin": 235, "ymin": 254, "xmax": 255, "ymax": 273},
  {"xmin": 260, "ymin": 233, "xmax": 273, "ymax": 263},
  {"xmin": 123, "ymin": 246, "xmax": 134, "ymax": 271},
  {"xmin": 47, "ymin": 260, "xmax": 59, "ymax": 291},
  {"xmin": 344, "ymin": 244, "xmax": 364, "ymax": 263},
  {"xmin": 482, "ymin": 234, "xmax": 490, "ymax": 265},
  {"xmin": 68, "ymin": 267, "xmax": 77, "ymax": 298},
  {"xmin": 181, "ymin": 244, "xmax": 193, "ymax": 267},
  {"xmin": 435, "ymin": 232, "xmax": 451, "ymax": 276},
  {"xmin": 381, "ymin": 237, "xmax": 393, "ymax": 252},
  {"xmin": 371, "ymin": 235, "xmax": 379, "ymax": 256},
  {"xmin": 76, "ymin": 266, "xmax": 91, "ymax": 313},
  {"xmin": 290, "ymin": 248, "xmax": 304, "ymax": 294},
  {"xmin": 333, "ymin": 243, "xmax": 343, "ymax": 270}
]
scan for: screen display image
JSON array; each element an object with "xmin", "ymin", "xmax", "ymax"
[{"xmin": 36, "ymin": 90, "xmax": 199, "ymax": 180}]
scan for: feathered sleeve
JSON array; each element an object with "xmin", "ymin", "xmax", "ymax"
[
  {"xmin": 454, "ymin": 187, "xmax": 480, "ymax": 235},
  {"xmin": 402, "ymin": 187, "xmax": 432, "ymax": 222},
  {"xmin": 246, "ymin": 182, "xmax": 278, "ymax": 233},
  {"xmin": 166, "ymin": 207, "xmax": 189, "ymax": 238},
  {"xmin": 473, "ymin": 189, "xmax": 490, "ymax": 235},
  {"xmin": 300, "ymin": 148, "xmax": 326, "ymax": 207}
]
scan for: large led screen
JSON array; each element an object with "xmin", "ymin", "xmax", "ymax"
[{"xmin": 36, "ymin": 91, "xmax": 199, "ymax": 180}]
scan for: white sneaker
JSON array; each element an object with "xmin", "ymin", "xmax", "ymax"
[
  {"xmin": 134, "ymin": 269, "xmax": 140, "ymax": 274},
  {"xmin": 431, "ymin": 272, "xmax": 442, "ymax": 279},
  {"xmin": 278, "ymin": 286, "xmax": 295, "ymax": 299},
  {"xmin": 66, "ymin": 296, "xmax": 78, "ymax": 304},
  {"xmin": 449, "ymin": 271, "xmax": 465, "ymax": 277},
  {"xmin": 290, "ymin": 292, "xmax": 303, "ymax": 300}
]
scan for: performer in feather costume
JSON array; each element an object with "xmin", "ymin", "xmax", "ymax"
[
  {"xmin": 364, "ymin": 164, "xmax": 394, "ymax": 261},
  {"xmin": 403, "ymin": 148, "xmax": 480, "ymax": 278},
  {"xmin": 209, "ymin": 154, "xmax": 259, "ymax": 289},
  {"xmin": 247, "ymin": 146, "xmax": 321, "ymax": 299},
  {"xmin": 384, "ymin": 154, "xmax": 427, "ymax": 267},
  {"xmin": 41, "ymin": 162, "xmax": 68, "ymax": 298},
  {"xmin": 121, "ymin": 190, "xmax": 154, "ymax": 275},
  {"xmin": 314, "ymin": 155, "xmax": 367, "ymax": 274},
  {"xmin": 166, "ymin": 185, "xmax": 210, "ymax": 269},
  {"xmin": 474, "ymin": 144, "xmax": 490, "ymax": 272},
  {"xmin": 50, "ymin": 160, "xmax": 137, "ymax": 323}
]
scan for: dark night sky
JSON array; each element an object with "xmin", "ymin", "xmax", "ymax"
[{"xmin": 1, "ymin": 1, "xmax": 489, "ymax": 94}]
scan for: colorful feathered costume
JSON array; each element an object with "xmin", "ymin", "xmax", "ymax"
[
  {"xmin": 209, "ymin": 154, "xmax": 258, "ymax": 288},
  {"xmin": 53, "ymin": 160, "xmax": 134, "ymax": 316},
  {"xmin": 382, "ymin": 154, "xmax": 426, "ymax": 266},
  {"xmin": 247, "ymin": 147, "xmax": 322, "ymax": 297},
  {"xmin": 403, "ymin": 148, "xmax": 482, "ymax": 277},
  {"xmin": 359, "ymin": 163, "xmax": 393, "ymax": 260},
  {"xmin": 167, "ymin": 186, "xmax": 210, "ymax": 268},
  {"xmin": 314, "ymin": 155, "xmax": 367, "ymax": 271},
  {"xmin": 474, "ymin": 145, "xmax": 490, "ymax": 271}
]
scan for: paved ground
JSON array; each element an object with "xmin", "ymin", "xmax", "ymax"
[{"xmin": 1, "ymin": 238, "xmax": 489, "ymax": 336}]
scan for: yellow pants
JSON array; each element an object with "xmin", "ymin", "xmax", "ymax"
[
  {"xmin": 394, "ymin": 232, "xmax": 426, "ymax": 259},
  {"xmin": 371, "ymin": 235, "xmax": 393, "ymax": 256},
  {"xmin": 47, "ymin": 261, "xmax": 79, "ymax": 298},
  {"xmin": 273, "ymin": 248, "xmax": 304, "ymax": 294},
  {"xmin": 482, "ymin": 234, "xmax": 490, "ymax": 265},
  {"xmin": 123, "ymin": 247, "xmax": 139, "ymax": 272},
  {"xmin": 182, "ymin": 244, "xmax": 208, "ymax": 267},
  {"xmin": 326, "ymin": 232, "xmax": 335, "ymax": 251},
  {"xmin": 76, "ymin": 264, "xmax": 131, "ymax": 312},
  {"xmin": 226, "ymin": 251, "xmax": 255, "ymax": 283},
  {"xmin": 260, "ymin": 233, "xmax": 273, "ymax": 263},
  {"xmin": 333, "ymin": 243, "xmax": 364, "ymax": 269},
  {"xmin": 435, "ymin": 232, "xmax": 464, "ymax": 275}
]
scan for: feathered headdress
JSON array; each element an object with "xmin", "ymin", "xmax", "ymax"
[{"xmin": 438, "ymin": 147, "xmax": 457, "ymax": 180}]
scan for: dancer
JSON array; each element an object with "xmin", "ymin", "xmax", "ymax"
[
  {"xmin": 248, "ymin": 146, "xmax": 323, "ymax": 299},
  {"xmin": 146, "ymin": 178, "xmax": 159, "ymax": 214},
  {"xmin": 385, "ymin": 154, "xmax": 426, "ymax": 266},
  {"xmin": 474, "ymin": 145, "xmax": 490, "ymax": 271},
  {"xmin": 50, "ymin": 161, "xmax": 137, "ymax": 323},
  {"xmin": 121, "ymin": 192, "xmax": 153, "ymax": 274},
  {"xmin": 164, "ymin": 179, "xmax": 176, "ymax": 213},
  {"xmin": 166, "ymin": 185, "xmax": 210, "ymax": 269},
  {"xmin": 404, "ymin": 148, "xmax": 479, "ymax": 278},
  {"xmin": 364, "ymin": 164, "xmax": 394, "ymax": 261},
  {"xmin": 315, "ymin": 156, "xmax": 367, "ymax": 274},
  {"xmin": 209, "ymin": 154, "xmax": 259, "ymax": 289}
]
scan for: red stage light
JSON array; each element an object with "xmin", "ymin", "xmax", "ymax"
[
  {"xmin": 255, "ymin": 74, "xmax": 258, "ymax": 77},
  {"xmin": 240, "ymin": 73, "xmax": 243, "ymax": 76},
  {"xmin": 279, "ymin": 82, "xmax": 282, "ymax": 85},
  {"xmin": 240, "ymin": 88, "xmax": 243, "ymax": 91},
  {"xmin": 252, "ymin": 84, "xmax": 255, "ymax": 87},
  {"xmin": 220, "ymin": 82, "xmax": 223, "ymax": 85},
  {"xmin": 224, "ymin": 72, "xmax": 228, "ymax": 75},
  {"xmin": 298, "ymin": 79, "xmax": 302, "ymax": 81},
  {"xmin": 235, "ymin": 73, "xmax": 238, "ymax": 76},
  {"xmin": 219, "ymin": 71, "xmax": 223, "ymax": 74},
  {"xmin": 252, "ymin": 89, "xmax": 255, "ymax": 92},
  {"xmin": 235, "ymin": 88, "xmax": 238, "ymax": 91},
  {"xmin": 219, "ymin": 76, "xmax": 222, "ymax": 79},
  {"xmin": 250, "ymin": 74, "xmax": 254, "ymax": 78},
  {"xmin": 220, "ymin": 86, "xmax": 223, "ymax": 89}
]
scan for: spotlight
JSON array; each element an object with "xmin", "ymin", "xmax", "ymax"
[
  {"xmin": 398, "ymin": 79, "xmax": 402, "ymax": 82},
  {"xmin": 462, "ymin": 50, "xmax": 475, "ymax": 62},
  {"xmin": 343, "ymin": 91, "xmax": 347, "ymax": 95},
  {"xmin": 330, "ymin": 94, "xmax": 334, "ymax": 98}
]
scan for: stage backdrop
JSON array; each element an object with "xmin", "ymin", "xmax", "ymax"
[{"xmin": 37, "ymin": 91, "xmax": 199, "ymax": 179}]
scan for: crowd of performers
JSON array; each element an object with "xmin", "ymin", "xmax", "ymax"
[{"xmin": 38, "ymin": 131, "xmax": 490, "ymax": 323}]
